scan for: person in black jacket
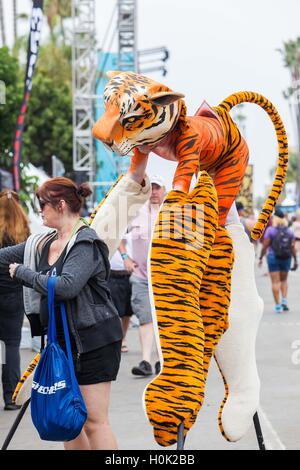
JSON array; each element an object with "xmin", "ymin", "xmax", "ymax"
[
  {"xmin": 0, "ymin": 190, "xmax": 30, "ymax": 410},
  {"xmin": 1, "ymin": 178, "xmax": 123, "ymax": 450}
]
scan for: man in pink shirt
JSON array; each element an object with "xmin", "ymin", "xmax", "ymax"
[{"xmin": 119, "ymin": 175, "xmax": 166, "ymax": 376}]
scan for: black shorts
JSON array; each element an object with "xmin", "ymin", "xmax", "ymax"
[
  {"xmin": 74, "ymin": 341, "xmax": 122, "ymax": 385},
  {"xmin": 108, "ymin": 271, "xmax": 133, "ymax": 318},
  {"xmin": 57, "ymin": 330, "xmax": 122, "ymax": 386},
  {"xmin": 73, "ymin": 340, "xmax": 122, "ymax": 386}
]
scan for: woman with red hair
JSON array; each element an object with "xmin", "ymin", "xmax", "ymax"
[{"xmin": 0, "ymin": 190, "xmax": 30, "ymax": 410}]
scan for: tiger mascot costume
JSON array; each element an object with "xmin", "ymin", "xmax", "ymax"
[
  {"xmin": 91, "ymin": 71, "xmax": 288, "ymax": 447},
  {"xmin": 13, "ymin": 71, "xmax": 287, "ymax": 448}
]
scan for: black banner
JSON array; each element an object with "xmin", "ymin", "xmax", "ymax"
[{"xmin": 13, "ymin": 0, "xmax": 44, "ymax": 191}]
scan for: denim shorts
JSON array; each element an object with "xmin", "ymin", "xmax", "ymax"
[{"xmin": 267, "ymin": 253, "xmax": 292, "ymax": 273}]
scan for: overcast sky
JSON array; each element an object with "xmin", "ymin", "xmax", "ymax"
[{"xmin": 3, "ymin": 0, "xmax": 300, "ymax": 197}]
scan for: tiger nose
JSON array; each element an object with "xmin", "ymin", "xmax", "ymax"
[{"xmin": 92, "ymin": 119, "xmax": 106, "ymax": 142}]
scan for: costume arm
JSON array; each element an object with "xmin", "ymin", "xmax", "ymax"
[{"xmin": 91, "ymin": 173, "xmax": 151, "ymax": 258}]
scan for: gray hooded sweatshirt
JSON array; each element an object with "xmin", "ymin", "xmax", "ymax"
[{"xmin": 0, "ymin": 227, "xmax": 122, "ymax": 354}]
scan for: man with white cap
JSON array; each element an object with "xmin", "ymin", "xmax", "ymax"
[{"xmin": 119, "ymin": 175, "xmax": 166, "ymax": 376}]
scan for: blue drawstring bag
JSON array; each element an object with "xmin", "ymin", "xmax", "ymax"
[{"xmin": 31, "ymin": 276, "xmax": 87, "ymax": 441}]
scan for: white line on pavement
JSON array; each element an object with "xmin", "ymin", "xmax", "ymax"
[{"xmin": 258, "ymin": 407, "xmax": 286, "ymax": 451}]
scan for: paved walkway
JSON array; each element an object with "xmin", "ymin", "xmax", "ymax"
[{"xmin": 0, "ymin": 263, "xmax": 299, "ymax": 450}]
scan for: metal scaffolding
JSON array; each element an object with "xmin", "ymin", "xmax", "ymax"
[
  {"xmin": 72, "ymin": 0, "xmax": 168, "ymax": 195},
  {"xmin": 72, "ymin": 0, "xmax": 96, "ymax": 182},
  {"xmin": 117, "ymin": 0, "xmax": 137, "ymax": 71}
]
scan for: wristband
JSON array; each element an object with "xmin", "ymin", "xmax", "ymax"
[{"xmin": 121, "ymin": 253, "xmax": 129, "ymax": 260}]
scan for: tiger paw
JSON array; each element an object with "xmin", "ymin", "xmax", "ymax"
[{"xmin": 144, "ymin": 171, "xmax": 218, "ymax": 446}]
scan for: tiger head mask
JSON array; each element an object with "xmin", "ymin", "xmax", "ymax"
[{"xmin": 92, "ymin": 71, "xmax": 185, "ymax": 155}]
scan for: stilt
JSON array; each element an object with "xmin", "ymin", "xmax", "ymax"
[
  {"xmin": 1, "ymin": 398, "xmax": 30, "ymax": 450},
  {"xmin": 176, "ymin": 421, "xmax": 185, "ymax": 450},
  {"xmin": 253, "ymin": 411, "xmax": 266, "ymax": 450}
]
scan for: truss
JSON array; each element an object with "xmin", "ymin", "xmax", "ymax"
[
  {"xmin": 72, "ymin": 0, "xmax": 96, "ymax": 180},
  {"xmin": 117, "ymin": 0, "xmax": 137, "ymax": 71}
]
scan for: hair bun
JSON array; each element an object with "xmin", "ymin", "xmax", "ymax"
[{"xmin": 77, "ymin": 182, "xmax": 92, "ymax": 199}]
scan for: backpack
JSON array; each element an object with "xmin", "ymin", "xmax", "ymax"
[{"xmin": 272, "ymin": 227, "xmax": 293, "ymax": 260}]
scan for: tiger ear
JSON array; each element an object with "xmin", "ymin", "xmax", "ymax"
[
  {"xmin": 148, "ymin": 91, "xmax": 185, "ymax": 106},
  {"xmin": 106, "ymin": 70, "xmax": 122, "ymax": 79}
]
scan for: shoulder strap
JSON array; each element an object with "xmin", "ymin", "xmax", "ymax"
[
  {"xmin": 47, "ymin": 276, "xmax": 80, "ymax": 397},
  {"xmin": 47, "ymin": 276, "xmax": 57, "ymax": 344},
  {"xmin": 60, "ymin": 302, "xmax": 80, "ymax": 398}
]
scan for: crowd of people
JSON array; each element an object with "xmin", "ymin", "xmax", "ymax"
[
  {"xmin": 0, "ymin": 171, "xmax": 299, "ymax": 449},
  {"xmin": 236, "ymin": 201, "xmax": 299, "ymax": 313}
]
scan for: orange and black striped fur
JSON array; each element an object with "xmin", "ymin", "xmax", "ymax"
[
  {"xmin": 144, "ymin": 172, "xmax": 235, "ymax": 446},
  {"xmin": 144, "ymin": 172, "xmax": 219, "ymax": 445},
  {"xmin": 92, "ymin": 72, "xmax": 288, "ymax": 240},
  {"xmin": 12, "ymin": 352, "xmax": 41, "ymax": 404}
]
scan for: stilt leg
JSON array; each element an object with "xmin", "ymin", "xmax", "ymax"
[
  {"xmin": 1, "ymin": 398, "xmax": 30, "ymax": 450},
  {"xmin": 253, "ymin": 412, "xmax": 266, "ymax": 451}
]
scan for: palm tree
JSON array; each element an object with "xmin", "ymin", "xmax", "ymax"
[
  {"xmin": 279, "ymin": 38, "xmax": 300, "ymax": 83},
  {"xmin": 232, "ymin": 103, "xmax": 247, "ymax": 138},
  {"xmin": 0, "ymin": 0, "xmax": 6, "ymax": 46},
  {"xmin": 44, "ymin": 0, "xmax": 71, "ymax": 45},
  {"xmin": 13, "ymin": 0, "xmax": 17, "ymax": 42},
  {"xmin": 278, "ymin": 38, "xmax": 300, "ymax": 206},
  {"xmin": 39, "ymin": 0, "xmax": 72, "ymax": 85}
]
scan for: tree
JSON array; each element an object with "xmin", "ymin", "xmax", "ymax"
[
  {"xmin": 0, "ymin": 4, "xmax": 73, "ymax": 177},
  {"xmin": 232, "ymin": 103, "xmax": 247, "ymax": 138},
  {"xmin": 0, "ymin": 0, "xmax": 6, "ymax": 46},
  {"xmin": 37, "ymin": 41, "xmax": 72, "ymax": 86},
  {"xmin": 278, "ymin": 38, "xmax": 300, "ymax": 83},
  {"xmin": 0, "ymin": 47, "xmax": 22, "ymax": 164},
  {"xmin": 278, "ymin": 38, "xmax": 300, "ymax": 205},
  {"xmin": 270, "ymin": 149, "xmax": 298, "ymax": 182},
  {"xmin": 13, "ymin": 0, "xmax": 17, "ymax": 42},
  {"xmin": 22, "ymin": 73, "xmax": 72, "ymax": 174},
  {"xmin": 44, "ymin": 0, "xmax": 72, "ymax": 45}
]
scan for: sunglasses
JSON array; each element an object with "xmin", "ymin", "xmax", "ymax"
[{"xmin": 37, "ymin": 198, "xmax": 49, "ymax": 211}]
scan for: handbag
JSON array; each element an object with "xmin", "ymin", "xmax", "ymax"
[{"xmin": 31, "ymin": 276, "xmax": 87, "ymax": 441}]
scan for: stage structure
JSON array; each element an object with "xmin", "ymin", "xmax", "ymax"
[
  {"xmin": 117, "ymin": 0, "xmax": 137, "ymax": 71},
  {"xmin": 72, "ymin": 0, "xmax": 169, "ymax": 200},
  {"xmin": 72, "ymin": 0, "xmax": 96, "ymax": 184},
  {"xmin": 94, "ymin": 0, "xmax": 137, "ymax": 200}
]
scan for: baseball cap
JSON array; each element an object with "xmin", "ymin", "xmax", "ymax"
[
  {"xmin": 236, "ymin": 201, "xmax": 245, "ymax": 212},
  {"xmin": 274, "ymin": 207, "xmax": 285, "ymax": 219},
  {"xmin": 150, "ymin": 174, "xmax": 166, "ymax": 188}
]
